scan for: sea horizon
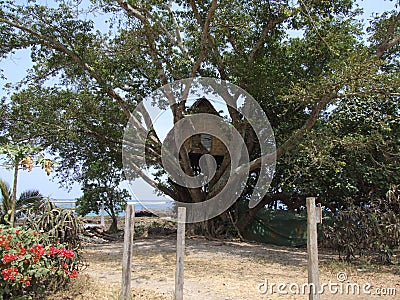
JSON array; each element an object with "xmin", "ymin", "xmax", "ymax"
[{"xmin": 51, "ymin": 199, "xmax": 174, "ymax": 217}]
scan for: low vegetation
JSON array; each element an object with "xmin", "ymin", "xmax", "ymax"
[
  {"xmin": 0, "ymin": 187, "xmax": 83, "ymax": 299},
  {"xmin": 324, "ymin": 186, "xmax": 400, "ymax": 263},
  {"xmin": 0, "ymin": 226, "xmax": 80, "ymax": 299}
]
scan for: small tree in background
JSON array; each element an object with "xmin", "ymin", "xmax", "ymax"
[
  {"xmin": 0, "ymin": 144, "xmax": 52, "ymax": 226},
  {"xmin": 76, "ymin": 161, "xmax": 129, "ymax": 233}
]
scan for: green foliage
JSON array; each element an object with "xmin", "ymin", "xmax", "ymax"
[
  {"xmin": 0, "ymin": 225, "xmax": 80, "ymax": 300},
  {"xmin": 273, "ymin": 89, "xmax": 400, "ymax": 211},
  {"xmin": 324, "ymin": 186, "xmax": 400, "ymax": 263},
  {"xmin": 15, "ymin": 190, "xmax": 44, "ymax": 214},
  {"xmin": 76, "ymin": 184, "xmax": 128, "ymax": 225},
  {"xmin": 0, "ymin": 145, "xmax": 42, "ymax": 167}
]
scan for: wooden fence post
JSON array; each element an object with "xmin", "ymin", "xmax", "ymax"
[
  {"xmin": 307, "ymin": 197, "xmax": 322, "ymax": 300},
  {"xmin": 100, "ymin": 198, "xmax": 105, "ymax": 228},
  {"xmin": 121, "ymin": 204, "xmax": 135, "ymax": 300},
  {"xmin": 175, "ymin": 207, "xmax": 186, "ymax": 300}
]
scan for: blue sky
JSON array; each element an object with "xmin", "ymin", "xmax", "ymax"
[{"xmin": 0, "ymin": 0, "xmax": 397, "ymax": 201}]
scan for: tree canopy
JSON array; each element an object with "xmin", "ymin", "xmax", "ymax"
[{"xmin": 0, "ymin": 0, "xmax": 399, "ymax": 234}]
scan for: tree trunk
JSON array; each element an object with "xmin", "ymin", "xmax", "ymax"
[
  {"xmin": 108, "ymin": 204, "xmax": 119, "ymax": 233},
  {"xmin": 10, "ymin": 160, "xmax": 19, "ymax": 227},
  {"xmin": 236, "ymin": 193, "xmax": 290, "ymax": 234},
  {"xmin": 236, "ymin": 209, "xmax": 257, "ymax": 234},
  {"xmin": 108, "ymin": 215, "xmax": 118, "ymax": 233},
  {"xmin": 187, "ymin": 213, "xmax": 233, "ymax": 238}
]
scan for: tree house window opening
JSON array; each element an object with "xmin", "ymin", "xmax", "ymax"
[{"xmin": 200, "ymin": 134, "xmax": 212, "ymax": 152}]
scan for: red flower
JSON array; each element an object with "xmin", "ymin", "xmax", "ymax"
[
  {"xmin": 20, "ymin": 275, "xmax": 32, "ymax": 286},
  {"xmin": 2, "ymin": 253, "xmax": 19, "ymax": 263},
  {"xmin": 0, "ymin": 236, "xmax": 10, "ymax": 250},
  {"xmin": 2, "ymin": 267, "xmax": 19, "ymax": 281},
  {"xmin": 60, "ymin": 248, "xmax": 74, "ymax": 259},
  {"xmin": 18, "ymin": 247, "xmax": 26, "ymax": 257},
  {"xmin": 69, "ymin": 269, "xmax": 78, "ymax": 279},
  {"xmin": 48, "ymin": 246, "xmax": 60, "ymax": 256},
  {"xmin": 29, "ymin": 244, "xmax": 45, "ymax": 257}
]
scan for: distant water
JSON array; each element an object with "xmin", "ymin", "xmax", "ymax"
[{"xmin": 52, "ymin": 199, "xmax": 173, "ymax": 217}]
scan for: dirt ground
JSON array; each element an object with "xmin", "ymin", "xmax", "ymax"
[
  {"xmin": 54, "ymin": 217, "xmax": 400, "ymax": 300},
  {"xmin": 75, "ymin": 240, "xmax": 399, "ymax": 299}
]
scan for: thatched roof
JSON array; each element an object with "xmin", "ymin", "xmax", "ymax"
[{"xmin": 187, "ymin": 97, "xmax": 220, "ymax": 115}]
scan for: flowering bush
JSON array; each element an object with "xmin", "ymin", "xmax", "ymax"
[{"xmin": 0, "ymin": 225, "xmax": 80, "ymax": 299}]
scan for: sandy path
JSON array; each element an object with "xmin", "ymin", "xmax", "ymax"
[{"xmin": 81, "ymin": 237, "xmax": 400, "ymax": 299}]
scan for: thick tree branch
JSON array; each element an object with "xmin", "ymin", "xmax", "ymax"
[
  {"xmin": 127, "ymin": 159, "xmax": 178, "ymax": 200},
  {"xmin": 116, "ymin": 0, "xmax": 169, "ymax": 86},
  {"xmin": 248, "ymin": 15, "xmax": 290, "ymax": 65},
  {"xmin": 377, "ymin": 11, "xmax": 400, "ymax": 57},
  {"xmin": 189, "ymin": 0, "xmax": 227, "ymax": 78},
  {"xmin": 116, "ymin": 2, "xmax": 201, "ymax": 202},
  {"xmin": 190, "ymin": 0, "xmax": 218, "ymax": 77},
  {"xmin": 147, "ymin": 3, "xmax": 195, "ymax": 65},
  {"xmin": 117, "ymin": 1, "xmax": 186, "ymax": 128},
  {"xmin": 249, "ymin": 99, "xmax": 328, "ymax": 172}
]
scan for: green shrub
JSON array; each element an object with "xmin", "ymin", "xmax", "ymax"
[
  {"xmin": 324, "ymin": 186, "xmax": 400, "ymax": 263},
  {"xmin": 0, "ymin": 225, "xmax": 80, "ymax": 299}
]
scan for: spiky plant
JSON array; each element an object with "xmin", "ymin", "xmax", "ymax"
[{"xmin": 24, "ymin": 199, "xmax": 82, "ymax": 250}]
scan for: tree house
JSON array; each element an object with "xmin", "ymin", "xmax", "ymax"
[{"xmin": 184, "ymin": 97, "xmax": 227, "ymax": 172}]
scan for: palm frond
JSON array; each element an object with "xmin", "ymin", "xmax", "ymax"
[
  {"xmin": 0, "ymin": 179, "xmax": 11, "ymax": 213},
  {"xmin": 17, "ymin": 190, "xmax": 44, "ymax": 209}
]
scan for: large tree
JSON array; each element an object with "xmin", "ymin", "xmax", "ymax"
[{"xmin": 0, "ymin": 0, "xmax": 399, "ymax": 235}]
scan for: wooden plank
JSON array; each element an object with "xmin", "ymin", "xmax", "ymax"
[
  {"xmin": 306, "ymin": 197, "xmax": 320, "ymax": 300},
  {"xmin": 121, "ymin": 204, "xmax": 135, "ymax": 300},
  {"xmin": 175, "ymin": 207, "xmax": 186, "ymax": 300}
]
